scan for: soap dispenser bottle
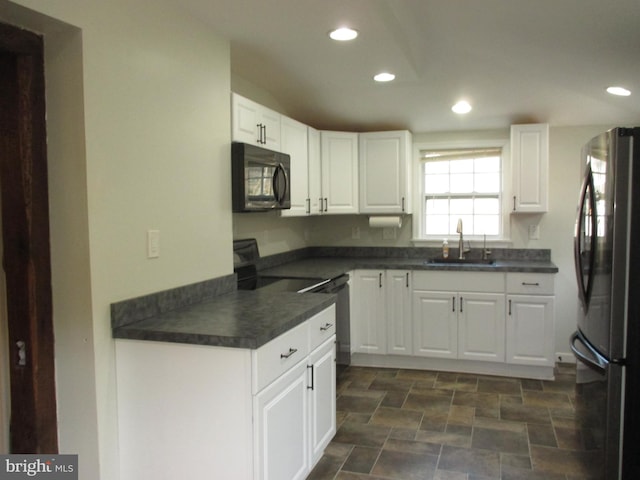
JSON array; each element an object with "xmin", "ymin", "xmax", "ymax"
[{"xmin": 442, "ymin": 239, "xmax": 449, "ymax": 259}]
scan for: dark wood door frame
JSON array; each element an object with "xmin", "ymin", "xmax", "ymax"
[{"xmin": 0, "ymin": 21, "xmax": 58, "ymax": 453}]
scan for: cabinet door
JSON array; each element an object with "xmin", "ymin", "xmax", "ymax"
[
  {"xmin": 359, "ymin": 131, "xmax": 411, "ymax": 214},
  {"xmin": 506, "ymin": 295, "xmax": 555, "ymax": 366},
  {"xmin": 254, "ymin": 361, "xmax": 308, "ymax": 480},
  {"xmin": 232, "ymin": 93, "xmax": 281, "ymax": 150},
  {"xmin": 511, "ymin": 123, "xmax": 549, "ymax": 213},
  {"xmin": 412, "ymin": 290, "xmax": 457, "ymax": 358},
  {"xmin": 458, "ymin": 292, "xmax": 505, "ymax": 362},
  {"xmin": 320, "ymin": 131, "xmax": 359, "ymax": 214},
  {"xmin": 351, "ymin": 270, "xmax": 386, "ymax": 354},
  {"xmin": 280, "ymin": 116, "xmax": 309, "ymax": 217},
  {"xmin": 308, "ymin": 337, "xmax": 336, "ymax": 466},
  {"xmin": 307, "ymin": 127, "xmax": 323, "ymax": 215},
  {"xmin": 386, "ymin": 270, "xmax": 412, "ymax": 355}
]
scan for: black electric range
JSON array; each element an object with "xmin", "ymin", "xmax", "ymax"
[{"xmin": 232, "ymin": 238, "xmax": 350, "ymax": 368}]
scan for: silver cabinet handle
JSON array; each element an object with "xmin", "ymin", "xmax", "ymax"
[
  {"xmin": 280, "ymin": 347, "xmax": 297, "ymax": 359},
  {"xmin": 320, "ymin": 323, "xmax": 333, "ymax": 331},
  {"xmin": 452, "ymin": 296, "xmax": 456, "ymax": 312},
  {"xmin": 306, "ymin": 198, "xmax": 310, "ymax": 214},
  {"xmin": 256, "ymin": 123, "xmax": 262, "ymax": 143},
  {"xmin": 508, "ymin": 299, "xmax": 512, "ymax": 315},
  {"xmin": 324, "ymin": 198, "xmax": 328, "ymax": 212},
  {"xmin": 379, "ymin": 272, "xmax": 383, "ymax": 288},
  {"xmin": 522, "ymin": 282, "xmax": 540, "ymax": 286},
  {"xmin": 513, "ymin": 195, "xmax": 516, "ymax": 211},
  {"xmin": 402, "ymin": 197, "xmax": 405, "ymax": 212},
  {"xmin": 460, "ymin": 296, "xmax": 464, "ymax": 313},
  {"xmin": 405, "ymin": 272, "xmax": 409, "ymax": 288}
]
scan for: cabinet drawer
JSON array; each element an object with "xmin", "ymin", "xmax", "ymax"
[
  {"xmin": 308, "ymin": 305, "xmax": 336, "ymax": 351},
  {"xmin": 506, "ymin": 273, "xmax": 554, "ymax": 295},
  {"xmin": 252, "ymin": 321, "xmax": 310, "ymax": 394},
  {"xmin": 413, "ymin": 271, "xmax": 505, "ymax": 292}
]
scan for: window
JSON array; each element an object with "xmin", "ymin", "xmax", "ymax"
[{"xmin": 421, "ymin": 147, "xmax": 503, "ymax": 238}]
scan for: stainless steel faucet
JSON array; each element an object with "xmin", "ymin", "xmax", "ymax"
[{"xmin": 456, "ymin": 218, "xmax": 464, "ymax": 259}]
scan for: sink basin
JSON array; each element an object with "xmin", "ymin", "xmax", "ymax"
[{"xmin": 426, "ymin": 257, "xmax": 495, "ymax": 266}]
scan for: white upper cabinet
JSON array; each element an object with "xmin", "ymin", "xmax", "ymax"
[
  {"xmin": 320, "ymin": 131, "xmax": 359, "ymax": 214},
  {"xmin": 511, "ymin": 123, "xmax": 549, "ymax": 213},
  {"xmin": 231, "ymin": 93, "xmax": 281, "ymax": 150},
  {"xmin": 307, "ymin": 127, "xmax": 323, "ymax": 215},
  {"xmin": 280, "ymin": 116, "xmax": 309, "ymax": 217},
  {"xmin": 359, "ymin": 131, "xmax": 412, "ymax": 214}
]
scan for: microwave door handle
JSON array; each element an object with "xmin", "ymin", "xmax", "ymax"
[{"xmin": 272, "ymin": 163, "xmax": 288, "ymax": 204}]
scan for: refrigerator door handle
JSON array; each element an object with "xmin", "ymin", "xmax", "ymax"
[{"xmin": 570, "ymin": 330, "xmax": 608, "ymax": 373}]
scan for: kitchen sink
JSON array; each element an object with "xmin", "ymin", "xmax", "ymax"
[{"xmin": 426, "ymin": 257, "xmax": 495, "ymax": 265}]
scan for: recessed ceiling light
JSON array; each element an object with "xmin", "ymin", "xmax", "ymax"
[
  {"xmin": 607, "ymin": 86, "xmax": 631, "ymax": 96},
  {"xmin": 329, "ymin": 27, "xmax": 358, "ymax": 41},
  {"xmin": 374, "ymin": 72, "xmax": 395, "ymax": 82},
  {"xmin": 452, "ymin": 100, "xmax": 472, "ymax": 114}
]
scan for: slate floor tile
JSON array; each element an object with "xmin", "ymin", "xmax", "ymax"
[{"xmin": 313, "ymin": 364, "xmax": 592, "ymax": 480}]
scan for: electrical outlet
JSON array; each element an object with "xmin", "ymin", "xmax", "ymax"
[
  {"xmin": 528, "ymin": 224, "xmax": 540, "ymax": 240},
  {"xmin": 351, "ymin": 226, "xmax": 360, "ymax": 239}
]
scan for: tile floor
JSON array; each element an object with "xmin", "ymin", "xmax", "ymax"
[{"xmin": 308, "ymin": 364, "xmax": 599, "ymax": 480}]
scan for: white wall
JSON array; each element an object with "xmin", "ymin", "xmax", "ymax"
[{"xmin": 2, "ymin": 1, "xmax": 232, "ymax": 478}]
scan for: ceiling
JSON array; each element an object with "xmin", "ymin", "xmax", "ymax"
[{"xmin": 181, "ymin": 0, "xmax": 640, "ymax": 133}]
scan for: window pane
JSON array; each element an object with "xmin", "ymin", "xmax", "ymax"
[
  {"xmin": 474, "ymin": 197, "xmax": 500, "ymax": 214},
  {"xmin": 450, "ymin": 173, "xmax": 473, "ymax": 193},
  {"xmin": 450, "ymin": 198, "xmax": 473, "ymax": 215},
  {"xmin": 474, "ymin": 156, "xmax": 500, "ymax": 172},
  {"xmin": 474, "ymin": 215, "xmax": 500, "ymax": 235},
  {"xmin": 475, "ymin": 173, "xmax": 500, "ymax": 193},
  {"xmin": 450, "ymin": 159, "xmax": 473, "ymax": 173},
  {"xmin": 424, "ymin": 160, "xmax": 449, "ymax": 174},
  {"xmin": 426, "ymin": 198, "xmax": 449, "ymax": 215},
  {"xmin": 425, "ymin": 174, "xmax": 449, "ymax": 193},
  {"xmin": 421, "ymin": 147, "xmax": 503, "ymax": 239},
  {"xmin": 425, "ymin": 215, "xmax": 449, "ymax": 235}
]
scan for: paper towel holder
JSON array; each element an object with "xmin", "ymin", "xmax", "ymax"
[{"xmin": 368, "ymin": 215, "xmax": 403, "ymax": 229}]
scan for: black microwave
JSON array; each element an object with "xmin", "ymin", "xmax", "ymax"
[{"xmin": 231, "ymin": 142, "xmax": 291, "ymax": 212}]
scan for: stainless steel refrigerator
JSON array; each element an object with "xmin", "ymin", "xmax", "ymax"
[{"xmin": 571, "ymin": 126, "xmax": 640, "ymax": 479}]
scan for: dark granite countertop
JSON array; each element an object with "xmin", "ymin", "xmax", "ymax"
[
  {"xmin": 260, "ymin": 257, "xmax": 558, "ymax": 279},
  {"xmin": 113, "ymin": 289, "xmax": 336, "ymax": 349}
]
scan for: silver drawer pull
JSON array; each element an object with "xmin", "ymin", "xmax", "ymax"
[
  {"xmin": 280, "ymin": 348, "xmax": 298, "ymax": 359},
  {"xmin": 320, "ymin": 323, "xmax": 333, "ymax": 331},
  {"xmin": 522, "ymin": 282, "xmax": 540, "ymax": 286}
]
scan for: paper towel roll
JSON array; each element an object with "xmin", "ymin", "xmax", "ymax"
[{"xmin": 369, "ymin": 216, "xmax": 402, "ymax": 228}]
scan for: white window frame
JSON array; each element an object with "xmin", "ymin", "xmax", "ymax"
[{"xmin": 412, "ymin": 139, "xmax": 512, "ymax": 246}]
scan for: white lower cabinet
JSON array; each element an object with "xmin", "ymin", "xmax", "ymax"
[
  {"xmin": 351, "ymin": 269, "xmax": 412, "ymax": 355},
  {"xmin": 351, "ymin": 270, "xmax": 387, "ymax": 354},
  {"xmin": 116, "ymin": 304, "xmax": 336, "ymax": 480},
  {"xmin": 254, "ymin": 361, "xmax": 308, "ymax": 480},
  {"xmin": 412, "ymin": 272, "xmax": 506, "ymax": 363},
  {"xmin": 350, "ymin": 269, "xmax": 556, "ymax": 379},
  {"xmin": 412, "ymin": 290, "xmax": 457, "ymax": 358},
  {"xmin": 506, "ymin": 273, "xmax": 555, "ymax": 367},
  {"xmin": 412, "ymin": 289, "xmax": 505, "ymax": 362},
  {"xmin": 308, "ymin": 336, "xmax": 337, "ymax": 465},
  {"xmin": 386, "ymin": 270, "xmax": 413, "ymax": 355},
  {"xmin": 458, "ymin": 292, "xmax": 505, "ymax": 362}
]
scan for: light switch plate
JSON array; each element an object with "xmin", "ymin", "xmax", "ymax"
[{"xmin": 147, "ymin": 229, "xmax": 160, "ymax": 258}]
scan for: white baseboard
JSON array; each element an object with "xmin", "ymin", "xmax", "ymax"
[{"xmin": 350, "ymin": 353, "xmax": 555, "ymax": 380}]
